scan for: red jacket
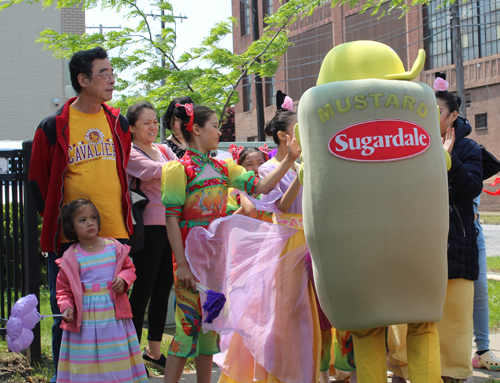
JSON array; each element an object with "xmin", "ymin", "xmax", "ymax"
[
  {"xmin": 55, "ymin": 239, "xmax": 136, "ymax": 333},
  {"xmin": 29, "ymin": 98, "xmax": 132, "ymax": 253}
]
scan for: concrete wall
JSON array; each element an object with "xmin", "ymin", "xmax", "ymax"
[{"xmin": 0, "ymin": 3, "xmax": 84, "ymax": 140}]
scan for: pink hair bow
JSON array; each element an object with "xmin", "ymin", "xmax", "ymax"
[
  {"xmin": 175, "ymin": 103, "xmax": 194, "ymax": 131},
  {"xmin": 281, "ymin": 96, "xmax": 294, "ymax": 111},
  {"xmin": 434, "ymin": 77, "xmax": 449, "ymax": 92},
  {"xmin": 228, "ymin": 143, "xmax": 244, "ymax": 161}
]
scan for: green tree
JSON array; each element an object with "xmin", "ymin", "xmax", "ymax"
[{"xmin": 0, "ymin": 0, "xmax": 455, "ymax": 122}]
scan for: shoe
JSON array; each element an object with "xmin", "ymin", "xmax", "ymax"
[
  {"xmin": 142, "ymin": 348, "xmax": 167, "ymax": 373},
  {"xmin": 472, "ymin": 350, "xmax": 500, "ymax": 370},
  {"xmin": 391, "ymin": 374, "xmax": 406, "ymax": 383}
]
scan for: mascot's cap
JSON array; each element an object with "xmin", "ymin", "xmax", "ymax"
[{"xmin": 316, "ymin": 40, "xmax": 425, "ymax": 85}]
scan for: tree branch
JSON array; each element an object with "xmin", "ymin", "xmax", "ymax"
[{"xmin": 218, "ymin": 3, "xmax": 305, "ymax": 125}]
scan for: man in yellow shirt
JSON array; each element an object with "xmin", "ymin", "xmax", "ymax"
[{"xmin": 29, "ymin": 47, "xmax": 132, "ymax": 382}]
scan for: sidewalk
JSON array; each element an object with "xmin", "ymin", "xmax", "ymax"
[{"xmin": 148, "ymin": 335, "xmax": 500, "ymax": 382}]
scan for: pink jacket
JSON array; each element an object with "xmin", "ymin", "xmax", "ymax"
[
  {"xmin": 127, "ymin": 143, "xmax": 177, "ymax": 226},
  {"xmin": 55, "ymin": 238, "xmax": 137, "ymax": 333}
]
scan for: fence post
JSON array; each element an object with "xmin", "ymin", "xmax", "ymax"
[{"xmin": 22, "ymin": 140, "xmax": 41, "ymax": 364}]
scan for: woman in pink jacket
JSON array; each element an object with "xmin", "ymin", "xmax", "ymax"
[
  {"xmin": 55, "ymin": 198, "xmax": 147, "ymax": 382},
  {"xmin": 126, "ymin": 102, "xmax": 177, "ymax": 373}
]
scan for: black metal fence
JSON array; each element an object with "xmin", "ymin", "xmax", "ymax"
[{"xmin": 0, "ymin": 140, "xmax": 41, "ymax": 363}]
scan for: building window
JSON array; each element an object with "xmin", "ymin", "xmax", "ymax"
[
  {"xmin": 247, "ymin": 136, "xmax": 257, "ymax": 142},
  {"xmin": 265, "ymin": 77, "xmax": 276, "ymax": 107},
  {"xmin": 424, "ymin": 1, "xmax": 453, "ymax": 69},
  {"xmin": 242, "ymin": 74, "xmax": 253, "ymax": 112},
  {"xmin": 475, "ymin": 113, "xmax": 488, "ymax": 130},
  {"xmin": 241, "ymin": 0, "xmax": 250, "ymax": 36},
  {"xmin": 465, "ymin": 93, "xmax": 472, "ymax": 108},
  {"xmin": 266, "ymin": 0, "xmax": 273, "ymax": 16},
  {"xmin": 426, "ymin": 1, "xmax": 500, "ymax": 70}
]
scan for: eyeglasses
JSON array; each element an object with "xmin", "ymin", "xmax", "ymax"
[{"xmin": 88, "ymin": 72, "xmax": 117, "ymax": 81}]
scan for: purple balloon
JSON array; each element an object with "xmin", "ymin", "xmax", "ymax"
[
  {"xmin": 7, "ymin": 327, "xmax": 34, "ymax": 353},
  {"xmin": 11, "ymin": 295, "xmax": 38, "ymax": 318},
  {"xmin": 22, "ymin": 308, "xmax": 40, "ymax": 330},
  {"xmin": 6, "ymin": 317, "xmax": 22, "ymax": 340}
]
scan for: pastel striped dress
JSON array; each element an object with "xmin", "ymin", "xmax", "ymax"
[{"xmin": 57, "ymin": 241, "xmax": 148, "ymax": 383}]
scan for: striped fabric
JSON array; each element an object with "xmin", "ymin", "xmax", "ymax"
[{"xmin": 57, "ymin": 241, "xmax": 148, "ymax": 383}]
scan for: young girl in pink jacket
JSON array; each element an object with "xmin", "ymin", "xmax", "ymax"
[{"xmin": 55, "ymin": 198, "xmax": 148, "ymax": 383}]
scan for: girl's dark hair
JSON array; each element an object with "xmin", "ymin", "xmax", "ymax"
[
  {"xmin": 126, "ymin": 101, "xmax": 156, "ymax": 128},
  {"xmin": 238, "ymin": 147, "xmax": 267, "ymax": 165},
  {"xmin": 60, "ymin": 198, "xmax": 101, "ymax": 242},
  {"xmin": 264, "ymin": 110, "xmax": 297, "ymax": 145},
  {"xmin": 174, "ymin": 105, "xmax": 216, "ymax": 142},
  {"xmin": 435, "ymin": 72, "xmax": 461, "ymax": 113},
  {"xmin": 163, "ymin": 96, "xmax": 195, "ymax": 131}
]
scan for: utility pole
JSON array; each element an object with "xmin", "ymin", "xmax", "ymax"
[
  {"xmin": 146, "ymin": 11, "xmax": 188, "ymax": 141},
  {"xmin": 451, "ymin": 3, "xmax": 467, "ymax": 118},
  {"xmin": 251, "ymin": 0, "xmax": 266, "ymax": 141},
  {"xmin": 86, "ymin": 24, "xmax": 122, "ymax": 34}
]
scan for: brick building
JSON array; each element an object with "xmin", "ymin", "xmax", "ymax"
[
  {"xmin": 0, "ymin": 3, "xmax": 84, "ymax": 140},
  {"xmin": 232, "ymin": 0, "xmax": 500, "ymax": 210}
]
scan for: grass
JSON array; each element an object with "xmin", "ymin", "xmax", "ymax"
[
  {"xmin": 0, "ymin": 286, "xmax": 194, "ymax": 381},
  {"xmin": 488, "ymin": 256, "xmax": 500, "ymax": 273},
  {"xmin": 481, "ymin": 215, "xmax": 500, "ymax": 225}
]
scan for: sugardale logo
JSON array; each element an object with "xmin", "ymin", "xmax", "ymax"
[{"xmin": 328, "ymin": 119, "xmax": 431, "ymax": 162}]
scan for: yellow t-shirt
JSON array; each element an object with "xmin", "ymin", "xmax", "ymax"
[{"xmin": 61, "ymin": 106, "xmax": 128, "ymax": 242}]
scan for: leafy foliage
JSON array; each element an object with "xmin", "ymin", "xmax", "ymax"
[{"xmin": 0, "ymin": 0, "xmax": 456, "ymax": 122}]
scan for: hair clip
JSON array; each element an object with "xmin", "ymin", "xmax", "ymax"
[
  {"xmin": 175, "ymin": 103, "xmax": 194, "ymax": 131},
  {"xmin": 258, "ymin": 144, "xmax": 269, "ymax": 161},
  {"xmin": 434, "ymin": 77, "xmax": 449, "ymax": 92},
  {"xmin": 281, "ymin": 96, "xmax": 294, "ymax": 111},
  {"xmin": 228, "ymin": 143, "xmax": 244, "ymax": 161}
]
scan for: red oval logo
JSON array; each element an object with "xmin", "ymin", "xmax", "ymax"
[{"xmin": 328, "ymin": 119, "xmax": 431, "ymax": 162}]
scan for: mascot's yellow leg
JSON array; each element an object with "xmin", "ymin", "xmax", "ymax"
[
  {"xmin": 437, "ymin": 279, "xmax": 474, "ymax": 380},
  {"xmin": 406, "ymin": 322, "xmax": 442, "ymax": 383},
  {"xmin": 353, "ymin": 324, "xmax": 442, "ymax": 383},
  {"xmin": 351, "ymin": 327, "xmax": 387, "ymax": 383}
]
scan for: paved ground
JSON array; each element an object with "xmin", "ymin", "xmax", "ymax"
[
  {"xmin": 149, "ymin": 224, "xmax": 500, "ymax": 382},
  {"xmin": 484, "ymin": 224, "xmax": 500, "ymax": 256}
]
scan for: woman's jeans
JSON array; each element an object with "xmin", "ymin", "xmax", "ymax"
[{"xmin": 473, "ymin": 219, "xmax": 490, "ymax": 352}]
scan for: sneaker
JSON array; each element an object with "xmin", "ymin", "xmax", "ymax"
[
  {"xmin": 472, "ymin": 350, "xmax": 500, "ymax": 371},
  {"xmin": 142, "ymin": 349, "xmax": 167, "ymax": 373},
  {"xmin": 392, "ymin": 374, "xmax": 406, "ymax": 383}
]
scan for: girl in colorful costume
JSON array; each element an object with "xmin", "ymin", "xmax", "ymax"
[
  {"xmin": 226, "ymin": 144, "xmax": 273, "ymax": 222},
  {"xmin": 183, "ymin": 92, "xmax": 335, "ymax": 383},
  {"xmin": 55, "ymin": 198, "xmax": 147, "ymax": 383},
  {"xmin": 160, "ymin": 103, "xmax": 300, "ymax": 383}
]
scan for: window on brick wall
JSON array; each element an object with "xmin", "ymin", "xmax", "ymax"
[
  {"xmin": 242, "ymin": 74, "xmax": 253, "ymax": 112},
  {"xmin": 247, "ymin": 136, "xmax": 257, "ymax": 142},
  {"xmin": 241, "ymin": 0, "xmax": 250, "ymax": 36},
  {"xmin": 263, "ymin": 0, "xmax": 273, "ymax": 26},
  {"xmin": 475, "ymin": 113, "xmax": 488, "ymax": 130},
  {"xmin": 425, "ymin": 0, "xmax": 500, "ymax": 70},
  {"xmin": 265, "ymin": 77, "xmax": 276, "ymax": 107},
  {"xmin": 465, "ymin": 93, "xmax": 472, "ymax": 108}
]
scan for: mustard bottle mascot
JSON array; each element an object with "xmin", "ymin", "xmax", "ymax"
[{"xmin": 297, "ymin": 41, "xmax": 448, "ymax": 383}]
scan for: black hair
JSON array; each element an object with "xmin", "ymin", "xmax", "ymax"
[
  {"xmin": 238, "ymin": 147, "xmax": 268, "ymax": 165},
  {"xmin": 174, "ymin": 105, "xmax": 216, "ymax": 142},
  {"xmin": 434, "ymin": 72, "xmax": 461, "ymax": 113},
  {"xmin": 69, "ymin": 47, "xmax": 109, "ymax": 94},
  {"xmin": 60, "ymin": 198, "xmax": 101, "ymax": 242},
  {"xmin": 264, "ymin": 110, "xmax": 297, "ymax": 145},
  {"xmin": 163, "ymin": 96, "xmax": 195, "ymax": 131},
  {"xmin": 126, "ymin": 101, "xmax": 156, "ymax": 127}
]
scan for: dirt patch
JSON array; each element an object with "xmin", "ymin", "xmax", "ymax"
[{"xmin": 0, "ymin": 352, "xmax": 49, "ymax": 383}]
